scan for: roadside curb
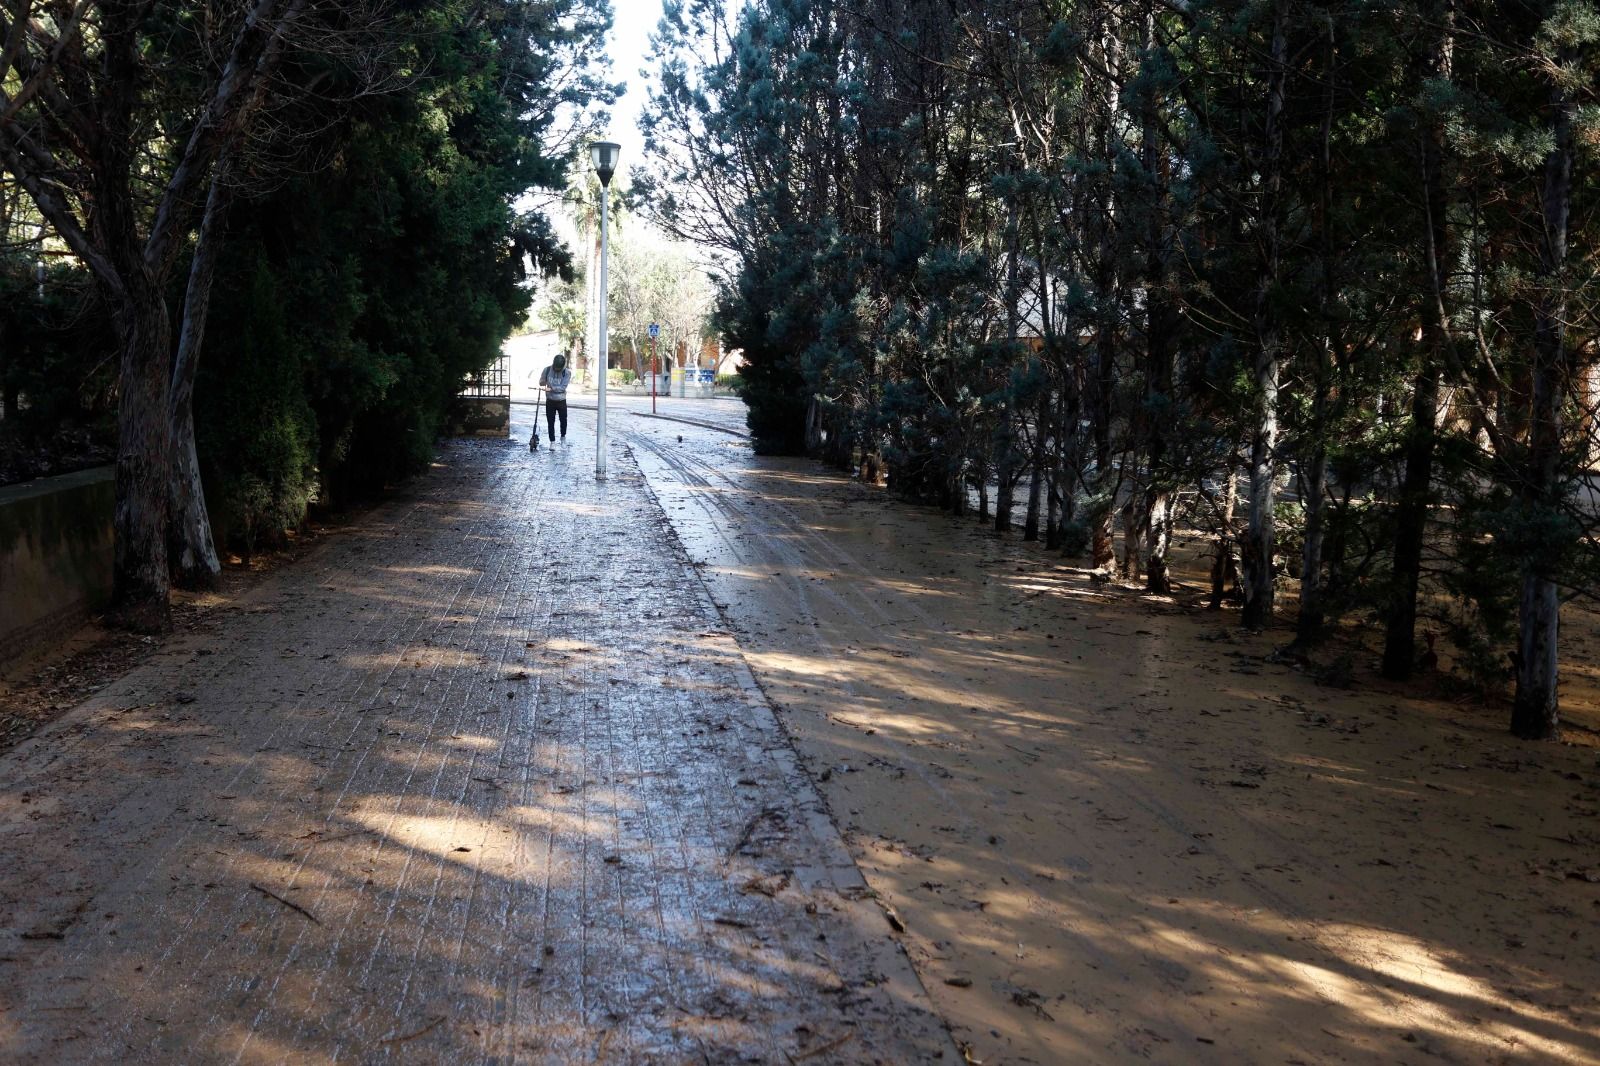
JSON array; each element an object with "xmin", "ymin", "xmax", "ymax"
[
  {"xmin": 626, "ymin": 410, "xmax": 749, "ymax": 438},
  {"xmin": 622, "ymin": 435, "xmax": 962, "ymax": 1060}
]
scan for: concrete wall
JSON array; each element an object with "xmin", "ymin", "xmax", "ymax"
[
  {"xmin": 450, "ymin": 397, "xmax": 511, "ymax": 438},
  {"xmin": 0, "ymin": 466, "xmax": 115, "ymax": 660}
]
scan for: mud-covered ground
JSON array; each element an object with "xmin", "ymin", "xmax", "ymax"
[
  {"xmin": 621, "ymin": 405, "xmax": 1600, "ymax": 1065},
  {"xmin": 4, "ymin": 397, "xmax": 1596, "ymax": 1064},
  {"xmin": 0, "ymin": 411, "xmax": 952, "ymax": 1063},
  {"xmin": 0, "ymin": 539, "xmax": 324, "ymax": 758}
]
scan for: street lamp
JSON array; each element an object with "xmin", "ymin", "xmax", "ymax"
[{"xmin": 590, "ymin": 140, "xmax": 620, "ymax": 479}]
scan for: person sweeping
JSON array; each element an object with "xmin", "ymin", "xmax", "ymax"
[{"xmin": 538, "ymin": 354, "xmax": 572, "ymax": 443}]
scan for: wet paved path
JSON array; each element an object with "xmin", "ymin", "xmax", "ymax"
[{"xmin": 0, "ymin": 408, "xmax": 950, "ymax": 1063}]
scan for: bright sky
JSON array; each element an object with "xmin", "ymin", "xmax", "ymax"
[
  {"xmin": 602, "ymin": 0, "xmax": 666, "ymax": 167},
  {"xmin": 527, "ymin": 0, "xmax": 662, "ymax": 264}
]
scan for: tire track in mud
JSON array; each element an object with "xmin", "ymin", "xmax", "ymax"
[
  {"xmin": 46, "ymin": 458, "xmax": 520, "ymax": 1017},
  {"xmin": 631, "ymin": 427, "xmax": 1376, "ymax": 892},
  {"xmin": 616, "ymin": 434, "xmax": 963, "ymax": 1062},
  {"xmin": 621, "ymin": 421, "xmax": 1447, "ymax": 1057},
  {"xmin": 93, "ymin": 447, "xmax": 550, "ymax": 1056},
  {"xmin": 2, "ymin": 417, "xmax": 963, "ymax": 1062},
  {"xmin": 617, "ymin": 432, "xmax": 1146, "ymax": 979},
  {"xmin": 628, "ymin": 429, "xmax": 1193, "ymax": 857}
]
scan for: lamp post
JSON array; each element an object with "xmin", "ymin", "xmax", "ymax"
[{"xmin": 590, "ymin": 140, "xmax": 620, "ymax": 479}]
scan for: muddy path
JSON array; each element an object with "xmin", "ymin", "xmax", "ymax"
[
  {"xmin": 623, "ymin": 412, "xmax": 1600, "ymax": 1065},
  {"xmin": 0, "ymin": 409, "xmax": 953, "ymax": 1064}
]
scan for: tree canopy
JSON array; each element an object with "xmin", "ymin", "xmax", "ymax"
[
  {"xmin": 2, "ymin": 0, "xmax": 616, "ymax": 613},
  {"xmin": 640, "ymin": 0, "xmax": 1600, "ymax": 739}
]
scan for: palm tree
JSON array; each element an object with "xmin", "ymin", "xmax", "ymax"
[{"xmin": 563, "ymin": 149, "xmax": 626, "ymax": 381}]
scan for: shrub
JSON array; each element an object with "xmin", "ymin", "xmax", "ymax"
[
  {"xmin": 0, "ymin": 257, "xmax": 116, "ymax": 483},
  {"xmin": 1058, "ymin": 518, "xmax": 1093, "ymax": 558}
]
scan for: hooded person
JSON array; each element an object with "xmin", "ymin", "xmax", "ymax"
[{"xmin": 539, "ymin": 354, "xmax": 573, "ymax": 443}]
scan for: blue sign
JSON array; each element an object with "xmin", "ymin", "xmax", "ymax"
[{"xmin": 648, "ymin": 322, "xmax": 660, "ymax": 339}]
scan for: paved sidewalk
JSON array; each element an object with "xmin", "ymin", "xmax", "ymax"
[{"xmin": 0, "ymin": 413, "xmax": 950, "ymax": 1063}]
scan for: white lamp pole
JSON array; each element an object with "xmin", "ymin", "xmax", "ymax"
[{"xmin": 590, "ymin": 141, "xmax": 620, "ymax": 479}]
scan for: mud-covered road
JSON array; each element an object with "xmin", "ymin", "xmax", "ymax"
[
  {"xmin": 0, "ymin": 396, "xmax": 1595, "ymax": 1065},
  {"xmin": 0, "ymin": 406, "xmax": 952, "ymax": 1064},
  {"xmin": 619, "ymin": 403, "xmax": 1600, "ymax": 1065}
]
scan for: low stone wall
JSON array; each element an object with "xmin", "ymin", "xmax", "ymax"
[
  {"xmin": 0, "ymin": 466, "xmax": 115, "ymax": 661},
  {"xmin": 450, "ymin": 397, "xmax": 511, "ymax": 437}
]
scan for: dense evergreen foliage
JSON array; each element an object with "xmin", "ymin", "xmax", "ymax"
[
  {"xmin": 0, "ymin": 258, "xmax": 115, "ymax": 482},
  {"xmin": 643, "ymin": 0, "xmax": 1599, "ymax": 737},
  {"xmin": 198, "ymin": 0, "xmax": 605, "ymax": 545},
  {"xmin": 3, "ymin": 0, "xmax": 613, "ymax": 600}
]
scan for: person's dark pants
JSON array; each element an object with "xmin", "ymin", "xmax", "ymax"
[{"xmin": 546, "ymin": 398, "xmax": 568, "ymax": 440}]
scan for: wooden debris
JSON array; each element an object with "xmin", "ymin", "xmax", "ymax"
[
  {"xmin": 380, "ymin": 1015, "xmax": 445, "ymax": 1044},
  {"xmin": 249, "ymin": 882, "xmax": 319, "ymax": 924},
  {"xmin": 787, "ymin": 1031, "xmax": 855, "ymax": 1061}
]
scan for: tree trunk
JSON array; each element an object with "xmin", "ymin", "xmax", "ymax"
[
  {"xmin": 1383, "ymin": 366, "xmax": 1437, "ymax": 675},
  {"xmin": 1141, "ymin": 389, "xmax": 1172, "ymax": 587},
  {"xmin": 1090, "ymin": 320, "xmax": 1116, "ymax": 568},
  {"xmin": 1023, "ymin": 468, "xmax": 1042, "ymax": 539},
  {"xmin": 1298, "ymin": 442, "xmax": 1331, "ymax": 641},
  {"xmin": 1023, "ymin": 385, "xmax": 1044, "ymax": 541},
  {"xmin": 169, "ymin": 422, "xmax": 217, "ymax": 582},
  {"xmin": 996, "ymin": 199, "xmax": 1023, "ymax": 534},
  {"xmin": 1241, "ymin": 2, "xmax": 1288, "ymax": 631},
  {"xmin": 1049, "ymin": 381, "xmax": 1074, "ymax": 551},
  {"xmin": 1045, "ymin": 474, "xmax": 1061, "ymax": 549},
  {"xmin": 110, "ymin": 271, "xmax": 175, "ymax": 632},
  {"xmin": 1240, "ymin": 305, "xmax": 1280, "ymax": 626},
  {"xmin": 1211, "ymin": 469, "xmax": 1240, "ymax": 609},
  {"xmin": 1120, "ymin": 492, "xmax": 1142, "ymax": 580},
  {"xmin": 1297, "ymin": 18, "xmax": 1339, "ymax": 645},
  {"xmin": 168, "ymin": 167, "xmax": 234, "ymax": 589},
  {"xmin": 1383, "ymin": 3, "xmax": 1454, "ymax": 678},
  {"xmin": 1511, "ymin": 65, "xmax": 1574, "ymax": 741},
  {"xmin": 1514, "ymin": 572, "xmax": 1560, "ymax": 739},
  {"xmin": 1145, "ymin": 490, "xmax": 1171, "ymax": 594},
  {"xmin": 1140, "ymin": 9, "xmax": 1176, "ymax": 595},
  {"xmin": 993, "ymin": 448, "xmax": 1012, "ymax": 531},
  {"xmin": 1088, "ymin": 13, "xmax": 1121, "ymax": 571}
]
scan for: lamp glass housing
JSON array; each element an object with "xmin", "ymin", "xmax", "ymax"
[{"xmin": 590, "ymin": 141, "xmax": 621, "ymax": 186}]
